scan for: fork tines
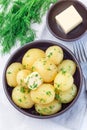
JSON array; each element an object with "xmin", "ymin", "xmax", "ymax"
[{"xmin": 73, "ymin": 41, "xmax": 87, "ymax": 63}]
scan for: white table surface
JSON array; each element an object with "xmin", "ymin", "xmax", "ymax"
[{"xmin": 0, "ymin": 0, "xmax": 87, "ymax": 130}]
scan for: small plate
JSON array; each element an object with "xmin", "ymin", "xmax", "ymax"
[{"xmin": 47, "ymin": 0, "xmax": 87, "ymax": 41}]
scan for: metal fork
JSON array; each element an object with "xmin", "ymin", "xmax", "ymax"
[{"xmin": 73, "ymin": 41, "xmax": 87, "ymax": 90}]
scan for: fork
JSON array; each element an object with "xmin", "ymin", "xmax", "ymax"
[{"xmin": 73, "ymin": 41, "xmax": 87, "ymax": 90}]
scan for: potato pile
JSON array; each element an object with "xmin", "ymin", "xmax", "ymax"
[{"xmin": 6, "ymin": 46, "xmax": 77, "ymax": 115}]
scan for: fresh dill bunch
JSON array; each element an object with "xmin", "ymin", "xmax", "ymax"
[
  {"xmin": 0, "ymin": 0, "xmax": 58, "ymax": 54},
  {"xmin": 0, "ymin": 0, "xmax": 11, "ymax": 11}
]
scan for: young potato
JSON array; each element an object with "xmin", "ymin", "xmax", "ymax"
[
  {"xmin": 6, "ymin": 62, "xmax": 23, "ymax": 87},
  {"xmin": 58, "ymin": 60, "xmax": 76, "ymax": 75},
  {"xmin": 54, "ymin": 71, "xmax": 74, "ymax": 91},
  {"xmin": 35, "ymin": 99, "xmax": 62, "ymax": 115},
  {"xmin": 30, "ymin": 84, "xmax": 55, "ymax": 104},
  {"xmin": 32, "ymin": 58, "xmax": 58, "ymax": 82},
  {"xmin": 25, "ymin": 72, "xmax": 43, "ymax": 90},
  {"xmin": 22, "ymin": 48, "xmax": 45, "ymax": 70},
  {"xmin": 16, "ymin": 69, "xmax": 31, "ymax": 87},
  {"xmin": 56, "ymin": 84, "xmax": 77, "ymax": 103},
  {"xmin": 46, "ymin": 46, "xmax": 63, "ymax": 65},
  {"xmin": 12, "ymin": 85, "xmax": 34, "ymax": 109}
]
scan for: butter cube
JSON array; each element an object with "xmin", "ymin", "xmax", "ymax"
[{"xmin": 55, "ymin": 5, "xmax": 83, "ymax": 34}]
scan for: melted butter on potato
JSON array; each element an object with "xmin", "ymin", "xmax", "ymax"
[
  {"xmin": 32, "ymin": 58, "xmax": 58, "ymax": 82},
  {"xmin": 54, "ymin": 71, "xmax": 74, "ymax": 91},
  {"xmin": 35, "ymin": 99, "xmax": 62, "ymax": 115},
  {"xmin": 58, "ymin": 60, "xmax": 76, "ymax": 75},
  {"xmin": 46, "ymin": 46, "xmax": 63, "ymax": 65},
  {"xmin": 25, "ymin": 72, "xmax": 43, "ymax": 90},
  {"xmin": 12, "ymin": 85, "xmax": 34, "ymax": 109},
  {"xmin": 16, "ymin": 69, "xmax": 31, "ymax": 87},
  {"xmin": 6, "ymin": 62, "xmax": 23, "ymax": 87},
  {"xmin": 30, "ymin": 84, "xmax": 55, "ymax": 104},
  {"xmin": 22, "ymin": 48, "xmax": 45, "ymax": 70}
]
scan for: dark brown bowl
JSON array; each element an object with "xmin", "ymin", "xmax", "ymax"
[
  {"xmin": 3, "ymin": 40, "xmax": 83, "ymax": 118},
  {"xmin": 47, "ymin": 0, "xmax": 87, "ymax": 41}
]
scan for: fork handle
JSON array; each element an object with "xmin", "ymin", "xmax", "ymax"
[{"xmin": 83, "ymin": 76, "xmax": 87, "ymax": 91}]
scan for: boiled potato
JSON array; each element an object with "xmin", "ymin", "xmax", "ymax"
[
  {"xmin": 46, "ymin": 46, "xmax": 63, "ymax": 65},
  {"xmin": 56, "ymin": 84, "xmax": 77, "ymax": 103},
  {"xmin": 32, "ymin": 58, "xmax": 58, "ymax": 82},
  {"xmin": 16, "ymin": 69, "xmax": 31, "ymax": 87},
  {"xmin": 54, "ymin": 71, "xmax": 73, "ymax": 91},
  {"xmin": 58, "ymin": 60, "xmax": 76, "ymax": 75},
  {"xmin": 6, "ymin": 62, "xmax": 23, "ymax": 87},
  {"xmin": 25, "ymin": 72, "xmax": 43, "ymax": 90},
  {"xmin": 35, "ymin": 99, "xmax": 62, "ymax": 115},
  {"xmin": 30, "ymin": 84, "xmax": 55, "ymax": 104},
  {"xmin": 12, "ymin": 85, "xmax": 34, "ymax": 108},
  {"xmin": 22, "ymin": 48, "xmax": 45, "ymax": 70}
]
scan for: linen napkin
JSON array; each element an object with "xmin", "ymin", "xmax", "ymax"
[{"xmin": 36, "ymin": 5, "xmax": 87, "ymax": 130}]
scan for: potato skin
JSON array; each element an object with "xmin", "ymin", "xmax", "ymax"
[
  {"xmin": 46, "ymin": 46, "xmax": 63, "ymax": 65},
  {"xmin": 54, "ymin": 71, "xmax": 73, "ymax": 91},
  {"xmin": 30, "ymin": 84, "xmax": 55, "ymax": 104},
  {"xmin": 22, "ymin": 49, "xmax": 45, "ymax": 70},
  {"xmin": 58, "ymin": 60, "xmax": 76, "ymax": 75},
  {"xmin": 12, "ymin": 86, "xmax": 34, "ymax": 108},
  {"xmin": 57, "ymin": 84, "xmax": 77, "ymax": 103},
  {"xmin": 32, "ymin": 58, "xmax": 58, "ymax": 82},
  {"xmin": 16, "ymin": 69, "xmax": 31, "ymax": 87},
  {"xmin": 35, "ymin": 100, "xmax": 62, "ymax": 115},
  {"xmin": 6, "ymin": 62, "xmax": 23, "ymax": 87}
]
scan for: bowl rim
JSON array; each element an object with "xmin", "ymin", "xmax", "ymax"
[
  {"xmin": 3, "ymin": 40, "xmax": 83, "ymax": 118},
  {"xmin": 46, "ymin": 0, "xmax": 87, "ymax": 42}
]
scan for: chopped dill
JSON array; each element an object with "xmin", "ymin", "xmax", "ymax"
[
  {"xmin": 47, "ymin": 52, "xmax": 53, "ymax": 58},
  {"xmin": 18, "ymin": 98, "xmax": 22, "ymax": 102},
  {"xmin": 46, "ymin": 91, "xmax": 52, "ymax": 96},
  {"xmin": 7, "ymin": 71, "xmax": 12, "ymax": 74},
  {"xmin": 20, "ymin": 87, "xmax": 26, "ymax": 93},
  {"xmin": 55, "ymin": 94, "xmax": 60, "ymax": 100}
]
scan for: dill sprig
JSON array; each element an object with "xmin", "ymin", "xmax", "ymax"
[
  {"xmin": 0, "ymin": 0, "xmax": 57, "ymax": 54},
  {"xmin": 0, "ymin": 0, "xmax": 11, "ymax": 10}
]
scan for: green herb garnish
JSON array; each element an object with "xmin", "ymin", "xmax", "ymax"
[
  {"xmin": 7, "ymin": 71, "xmax": 12, "ymax": 74},
  {"xmin": 20, "ymin": 79, "xmax": 23, "ymax": 83},
  {"xmin": 35, "ymin": 74, "xmax": 38, "ymax": 77},
  {"xmin": 18, "ymin": 98, "xmax": 22, "ymax": 102},
  {"xmin": 30, "ymin": 83, "xmax": 37, "ymax": 89},
  {"xmin": 20, "ymin": 87, "xmax": 26, "ymax": 93},
  {"xmin": 31, "ymin": 66, "xmax": 35, "ymax": 71},
  {"xmin": 61, "ymin": 68, "xmax": 66, "ymax": 74},
  {"xmin": 23, "ymin": 65, "xmax": 27, "ymax": 69},
  {"xmin": 40, "ymin": 98, "xmax": 46, "ymax": 103},
  {"xmin": 43, "ymin": 60, "xmax": 46, "ymax": 65},
  {"xmin": 47, "ymin": 68, "xmax": 51, "ymax": 71},
  {"xmin": 28, "ymin": 89, "xmax": 31, "ymax": 93},
  {"xmin": 46, "ymin": 91, "xmax": 52, "ymax": 96},
  {"xmin": 49, "ymin": 105, "xmax": 54, "ymax": 109},
  {"xmin": 55, "ymin": 83, "xmax": 60, "ymax": 88},
  {"xmin": 47, "ymin": 52, "xmax": 53, "ymax": 58},
  {"xmin": 55, "ymin": 94, "xmax": 60, "ymax": 100}
]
